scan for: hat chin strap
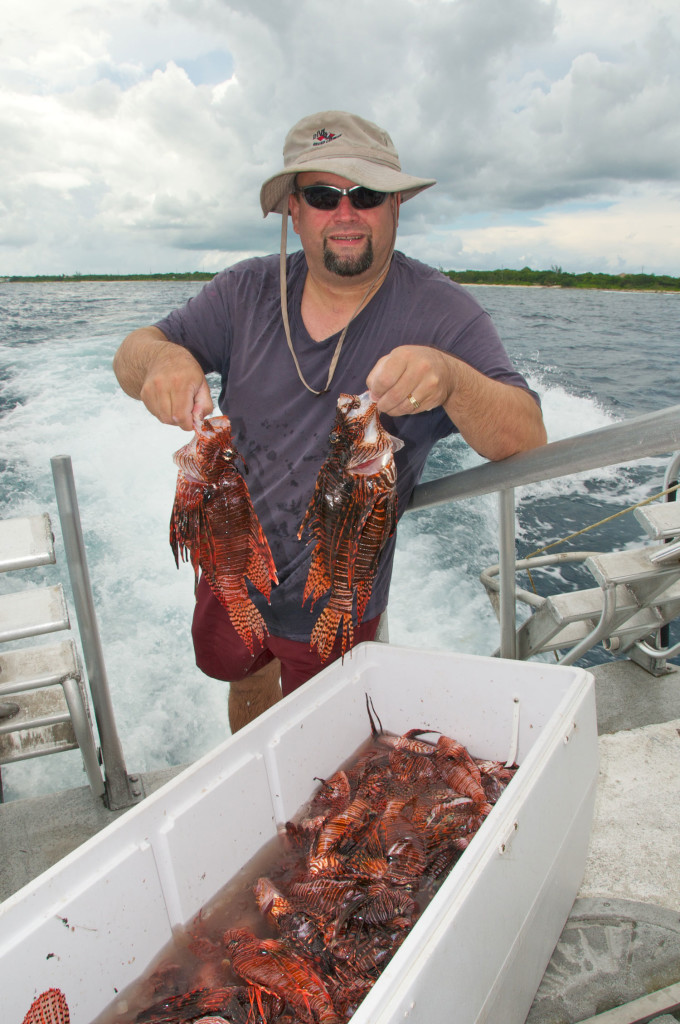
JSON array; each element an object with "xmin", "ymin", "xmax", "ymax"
[{"xmin": 279, "ymin": 199, "xmax": 398, "ymax": 396}]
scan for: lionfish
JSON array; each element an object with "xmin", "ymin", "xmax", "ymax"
[
  {"xmin": 22, "ymin": 989, "xmax": 69, "ymax": 1024},
  {"xmin": 298, "ymin": 392, "xmax": 403, "ymax": 661},
  {"xmin": 170, "ymin": 416, "xmax": 277, "ymax": 653}
]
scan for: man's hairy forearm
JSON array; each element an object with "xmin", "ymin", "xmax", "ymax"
[
  {"xmin": 442, "ymin": 357, "xmax": 547, "ymax": 461},
  {"xmin": 113, "ymin": 326, "xmax": 213, "ymax": 429},
  {"xmin": 112, "ymin": 326, "xmax": 174, "ymax": 399}
]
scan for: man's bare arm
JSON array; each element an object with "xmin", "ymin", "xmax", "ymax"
[
  {"xmin": 113, "ymin": 327, "xmax": 214, "ymax": 431},
  {"xmin": 367, "ymin": 345, "xmax": 547, "ymax": 460}
]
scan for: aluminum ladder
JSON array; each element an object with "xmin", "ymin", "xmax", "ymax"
[
  {"xmin": 480, "ymin": 495, "xmax": 680, "ymax": 672},
  {"xmin": 0, "ymin": 513, "xmax": 105, "ymax": 796},
  {"xmin": 0, "ymin": 457, "xmax": 143, "ymax": 809}
]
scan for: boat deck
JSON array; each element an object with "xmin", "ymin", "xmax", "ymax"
[{"xmin": 530, "ymin": 658, "xmax": 680, "ymax": 1024}]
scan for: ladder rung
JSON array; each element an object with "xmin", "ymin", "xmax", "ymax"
[
  {"xmin": 0, "ymin": 514, "xmax": 55, "ymax": 573},
  {"xmin": 546, "ymin": 579, "xmax": 680, "ymax": 626},
  {"xmin": 650, "ymin": 538, "xmax": 680, "ymax": 565},
  {"xmin": 586, "ymin": 547, "xmax": 680, "ymax": 587},
  {"xmin": 518, "ymin": 619, "xmax": 591, "ymax": 657},
  {"xmin": 0, "ymin": 686, "xmax": 72, "ymax": 735},
  {"xmin": 0, "ymin": 585, "xmax": 69, "ymax": 643},
  {"xmin": 634, "ymin": 503, "xmax": 680, "ymax": 540},
  {"xmin": 0, "ymin": 724, "xmax": 78, "ymax": 763},
  {"xmin": 0, "ymin": 681, "xmax": 78, "ymax": 763},
  {"xmin": 0, "ymin": 639, "xmax": 80, "ymax": 696},
  {"xmin": 547, "ymin": 585, "xmax": 638, "ymax": 625}
]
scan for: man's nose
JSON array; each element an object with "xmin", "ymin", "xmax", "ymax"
[{"xmin": 334, "ymin": 196, "xmax": 359, "ymax": 215}]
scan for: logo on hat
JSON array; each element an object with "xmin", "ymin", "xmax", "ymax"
[{"xmin": 312, "ymin": 129, "xmax": 341, "ymax": 146}]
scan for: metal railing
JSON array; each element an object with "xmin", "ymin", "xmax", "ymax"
[
  {"xmin": 407, "ymin": 404, "xmax": 680, "ymax": 660},
  {"xmin": 51, "ymin": 456, "xmax": 145, "ymax": 811}
]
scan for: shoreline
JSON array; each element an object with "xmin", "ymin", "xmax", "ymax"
[
  {"xmin": 1, "ymin": 272, "xmax": 678, "ymax": 294},
  {"xmin": 460, "ymin": 282, "xmax": 680, "ymax": 294},
  {"xmin": 0, "ymin": 274, "xmax": 215, "ymax": 284}
]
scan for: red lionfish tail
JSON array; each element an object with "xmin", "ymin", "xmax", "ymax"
[
  {"xmin": 355, "ymin": 579, "xmax": 374, "ymax": 625},
  {"xmin": 245, "ymin": 520, "xmax": 278, "ymax": 600},
  {"xmin": 228, "ymin": 598, "xmax": 269, "ymax": 654},
  {"xmin": 22, "ymin": 989, "xmax": 70, "ymax": 1024},
  {"xmin": 302, "ymin": 547, "xmax": 331, "ymax": 609},
  {"xmin": 310, "ymin": 605, "xmax": 354, "ymax": 663}
]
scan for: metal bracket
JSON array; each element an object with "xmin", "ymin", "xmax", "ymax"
[{"xmin": 104, "ymin": 769, "xmax": 146, "ymax": 811}]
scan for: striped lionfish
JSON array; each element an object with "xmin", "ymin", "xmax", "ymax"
[
  {"xmin": 298, "ymin": 392, "xmax": 403, "ymax": 661},
  {"xmin": 170, "ymin": 416, "xmax": 278, "ymax": 653}
]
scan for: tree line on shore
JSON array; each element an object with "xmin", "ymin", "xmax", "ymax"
[
  {"xmin": 2, "ymin": 272, "xmax": 215, "ymax": 283},
  {"xmin": 3, "ymin": 267, "xmax": 679, "ymax": 291},
  {"xmin": 444, "ymin": 267, "xmax": 680, "ymax": 291}
]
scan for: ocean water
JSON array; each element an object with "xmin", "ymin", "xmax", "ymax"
[{"xmin": 1, "ymin": 280, "xmax": 679, "ymax": 801}]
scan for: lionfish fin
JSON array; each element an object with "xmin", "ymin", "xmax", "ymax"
[
  {"xmin": 22, "ymin": 989, "xmax": 70, "ymax": 1024},
  {"xmin": 355, "ymin": 580, "xmax": 374, "ymax": 624},
  {"xmin": 365, "ymin": 693, "xmax": 384, "ymax": 738},
  {"xmin": 246, "ymin": 540, "xmax": 278, "ymax": 601},
  {"xmin": 310, "ymin": 606, "xmax": 354, "ymax": 662},
  {"xmin": 228, "ymin": 599, "xmax": 269, "ymax": 654},
  {"xmin": 302, "ymin": 548, "xmax": 331, "ymax": 609}
]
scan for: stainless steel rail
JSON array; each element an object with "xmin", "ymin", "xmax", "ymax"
[
  {"xmin": 407, "ymin": 404, "xmax": 680, "ymax": 659},
  {"xmin": 51, "ymin": 456, "xmax": 144, "ymax": 811}
]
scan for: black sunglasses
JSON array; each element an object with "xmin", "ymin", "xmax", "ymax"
[{"xmin": 295, "ymin": 184, "xmax": 389, "ymax": 211}]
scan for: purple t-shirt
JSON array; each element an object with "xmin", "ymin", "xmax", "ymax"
[{"xmin": 156, "ymin": 250, "xmax": 536, "ymax": 641}]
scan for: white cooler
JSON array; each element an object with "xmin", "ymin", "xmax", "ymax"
[{"xmin": 1, "ymin": 643, "xmax": 598, "ymax": 1024}]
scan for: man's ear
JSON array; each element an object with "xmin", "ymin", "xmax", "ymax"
[{"xmin": 289, "ymin": 192, "xmax": 301, "ymax": 235}]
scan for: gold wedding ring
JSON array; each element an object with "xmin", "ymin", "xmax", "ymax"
[{"xmin": 407, "ymin": 393, "xmax": 420, "ymax": 410}]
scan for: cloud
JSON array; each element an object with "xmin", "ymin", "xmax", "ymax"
[
  {"xmin": 420, "ymin": 187, "xmax": 680, "ymax": 274},
  {"xmin": 1, "ymin": 0, "xmax": 679, "ymax": 274}
]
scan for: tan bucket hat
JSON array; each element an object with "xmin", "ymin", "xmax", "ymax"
[{"xmin": 260, "ymin": 110, "xmax": 436, "ymax": 216}]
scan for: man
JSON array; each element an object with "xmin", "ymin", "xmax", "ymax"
[{"xmin": 113, "ymin": 111, "xmax": 546, "ymax": 732}]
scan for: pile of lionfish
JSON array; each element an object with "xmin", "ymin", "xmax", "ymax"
[
  {"xmin": 123, "ymin": 700, "xmax": 516, "ymax": 1024},
  {"xmin": 170, "ymin": 392, "xmax": 402, "ymax": 661}
]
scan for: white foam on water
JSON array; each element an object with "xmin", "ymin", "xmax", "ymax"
[
  {"xmin": 0, "ymin": 334, "xmax": 229, "ymax": 800},
  {"xmin": 518, "ymin": 377, "xmax": 668, "ymax": 513},
  {"xmin": 389, "ymin": 494, "xmax": 502, "ymax": 655}
]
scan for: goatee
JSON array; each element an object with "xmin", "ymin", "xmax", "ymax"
[{"xmin": 323, "ymin": 239, "xmax": 374, "ymax": 277}]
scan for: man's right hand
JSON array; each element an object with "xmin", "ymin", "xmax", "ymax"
[{"xmin": 113, "ymin": 327, "xmax": 214, "ymax": 431}]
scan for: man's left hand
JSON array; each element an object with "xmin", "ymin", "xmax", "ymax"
[
  {"xmin": 367, "ymin": 345, "xmax": 454, "ymax": 416},
  {"xmin": 366, "ymin": 344, "xmax": 547, "ymax": 460}
]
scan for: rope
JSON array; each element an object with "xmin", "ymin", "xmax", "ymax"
[{"xmin": 526, "ymin": 481, "xmax": 680, "ymax": 560}]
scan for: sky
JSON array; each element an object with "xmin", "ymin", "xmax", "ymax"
[{"xmin": 2, "ymin": 0, "xmax": 680, "ymax": 277}]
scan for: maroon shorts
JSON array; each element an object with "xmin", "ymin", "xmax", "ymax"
[{"xmin": 191, "ymin": 575, "xmax": 380, "ymax": 697}]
